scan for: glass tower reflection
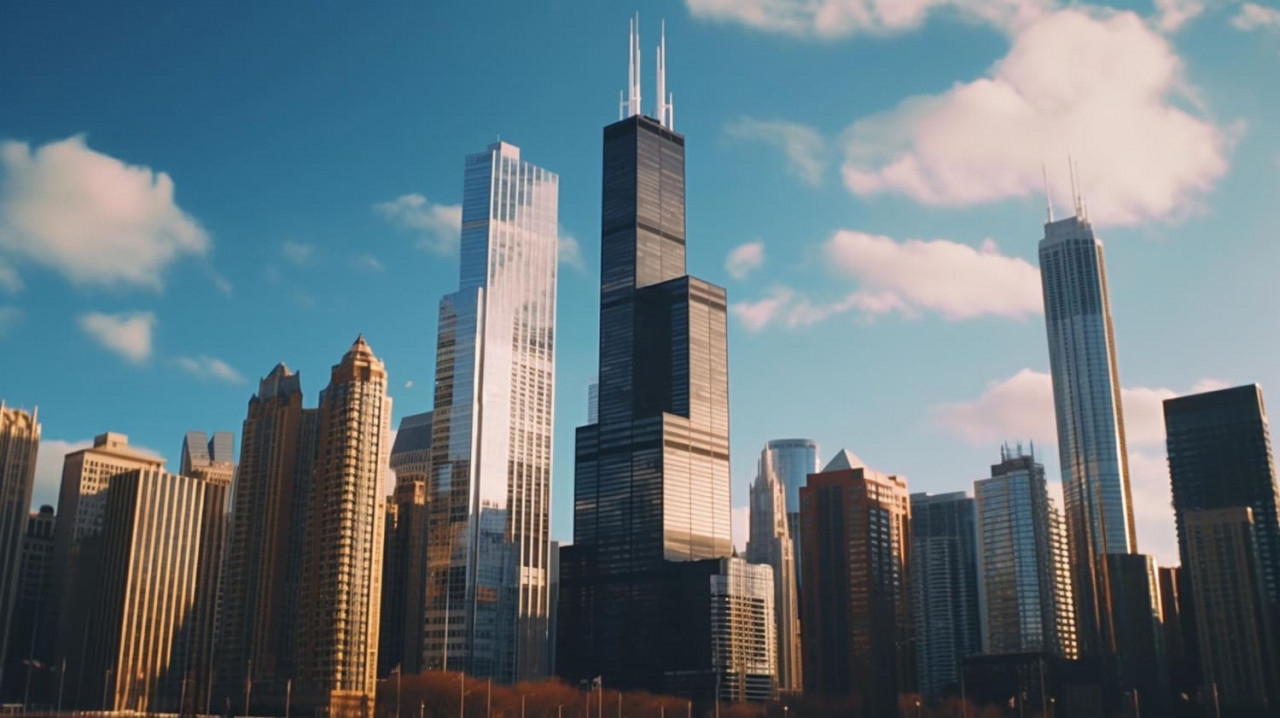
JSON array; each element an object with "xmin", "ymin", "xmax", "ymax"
[
  {"xmin": 1039, "ymin": 212, "xmax": 1135, "ymax": 659},
  {"xmin": 424, "ymin": 142, "xmax": 559, "ymax": 682}
]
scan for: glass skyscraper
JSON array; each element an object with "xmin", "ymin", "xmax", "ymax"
[
  {"xmin": 559, "ymin": 24, "xmax": 732, "ymax": 692},
  {"xmin": 910, "ymin": 491, "xmax": 981, "ymax": 697},
  {"xmin": 424, "ymin": 141, "xmax": 558, "ymax": 682},
  {"xmin": 1039, "ymin": 211, "xmax": 1135, "ymax": 659},
  {"xmin": 746, "ymin": 445, "xmax": 803, "ymax": 693},
  {"xmin": 763, "ymin": 438, "xmax": 819, "ymax": 584}
]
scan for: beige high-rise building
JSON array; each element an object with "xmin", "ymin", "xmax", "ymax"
[
  {"xmin": 0, "ymin": 403, "xmax": 40, "ymax": 695},
  {"xmin": 52, "ymin": 432, "xmax": 165, "ymax": 707},
  {"xmin": 745, "ymin": 444, "xmax": 803, "ymax": 694},
  {"xmin": 83, "ymin": 468, "xmax": 227, "ymax": 713},
  {"xmin": 217, "ymin": 363, "xmax": 317, "ymax": 711},
  {"xmin": 295, "ymin": 336, "xmax": 391, "ymax": 717}
]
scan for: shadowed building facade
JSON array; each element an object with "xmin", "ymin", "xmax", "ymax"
[
  {"xmin": 1, "ymin": 505, "xmax": 54, "ymax": 703},
  {"xmin": 559, "ymin": 24, "xmax": 732, "ymax": 694},
  {"xmin": 0, "ymin": 404, "xmax": 39, "ymax": 698},
  {"xmin": 800, "ymin": 450, "xmax": 912, "ymax": 718},
  {"xmin": 379, "ymin": 411, "xmax": 432, "ymax": 677},
  {"xmin": 909, "ymin": 491, "xmax": 980, "ymax": 698},
  {"xmin": 424, "ymin": 141, "xmax": 558, "ymax": 682}
]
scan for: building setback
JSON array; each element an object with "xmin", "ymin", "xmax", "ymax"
[
  {"xmin": 558, "ymin": 21, "xmax": 732, "ymax": 696},
  {"xmin": 909, "ymin": 491, "xmax": 981, "ymax": 698},
  {"xmin": 85, "ymin": 468, "xmax": 227, "ymax": 713},
  {"xmin": 424, "ymin": 140, "xmax": 558, "ymax": 682},
  {"xmin": 0, "ymin": 403, "xmax": 39, "ymax": 698},
  {"xmin": 746, "ymin": 444, "xmax": 803, "ymax": 694},
  {"xmin": 800, "ymin": 449, "xmax": 912, "ymax": 718},
  {"xmin": 1040, "ymin": 208, "xmax": 1136, "ymax": 661},
  {"xmin": 973, "ymin": 445, "xmax": 1077, "ymax": 659},
  {"xmin": 216, "ymin": 364, "xmax": 318, "ymax": 710},
  {"xmin": 294, "ymin": 337, "xmax": 391, "ymax": 717}
]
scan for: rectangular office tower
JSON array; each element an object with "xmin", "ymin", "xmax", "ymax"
[
  {"xmin": 559, "ymin": 23, "xmax": 732, "ymax": 694},
  {"xmin": 424, "ymin": 141, "xmax": 558, "ymax": 682},
  {"xmin": 85, "ymin": 468, "xmax": 228, "ymax": 713},
  {"xmin": 909, "ymin": 491, "xmax": 981, "ymax": 698},
  {"xmin": 1039, "ymin": 209, "xmax": 1136, "ymax": 660},
  {"xmin": 974, "ymin": 445, "xmax": 1077, "ymax": 659},
  {"xmin": 0, "ymin": 404, "xmax": 38, "ymax": 698},
  {"xmin": 800, "ymin": 450, "xmax": 912, "ymax": 718},
  {"xmin": 1, "ymin": 505, "xmax": 54, "ymax": 704}
]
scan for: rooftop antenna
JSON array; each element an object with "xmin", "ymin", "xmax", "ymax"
[
  {"xmin": 655, "ymin": 20, "xmax": 674, "ymax": 129},
  {"xmin": 619, "ymin": 90, "xmax": 624, "ymax": 121},
  {"xmin": 1074, "ymin": 157, "xmax": 1088, "ymax": 222},
  {"xmin": 625, "ymin": 13, "xmax": 642, "ymax": 119},
  {"xmin": 1041, "ymin": 163, "xmax": 1054, "ymax": 223},
  {"xmin": 1068, "ymin": 153, "xmax": 1083, "ymax": 219}
]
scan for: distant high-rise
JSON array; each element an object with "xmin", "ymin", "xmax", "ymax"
[
  {"xmin": 1105, "ymin": 553, "xmax": 1169, "ymax": 715},
  {"xmin": 423, "ymin": 140, "xmax": 558, "ymax": 682},
  {"xmin": 762, "ymin": 439, "xmax": 819, "ymax": 586},
  {"xmin": 559, "ymin": 19, "xmax": 732, "ymax": 694},
  {"xmin": 52, "ymin": 432, "xmax": 165, "ymax": 706},
  {"xmin": 746, "ymin": 445, "xmax": 803, "ymax": 693},
  {"xmin": 180, "ymin": 430, "xmax": 236, "ymax": 481},
  {"xmin": 1040, "ymin": 208, "xmax": 1135, "ymax": 659},
  {"xmin": 295, "ymin": 337, "xmax": 391, "ymax": 717},
  {"xmin": 217, "ymin": 364, "xmax": 318, "ymax": 708},
  {"xmin": 84, "ymin": 468, "xmax": 228, "ymax": 713},
  {"xmin": 380, "ymin": 411, "xmax": 432, "ymax": 677},
  {"xmin": 909, "ymin": 491, "xmax": 981, "ymax": 698},
  {"xmin": 666, "ymin": 557, "xmax": 777, "ymax": 703},
  {"xmin": 1182, "ymin": 508, "xmax": 1279, "ymax": 713},
  {"xmin": 1164, "ymin": 385, "xmax": 1280, "ymax": 648},
  {"xmin": 0, "ymin": 505, "xmax": 53, "ymax": 703},
  {"xmin": 800, "ymin": 450, "xmax": 912, "ymax": 718},
  {"xmin": 974, "ymin": 444, "xmax": 1077, "ymax": 659},
  {"xmin": 0, "ymin": 403, "xmax": 38, "ymax": 695}
]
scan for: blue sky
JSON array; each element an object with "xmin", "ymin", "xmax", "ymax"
[{"xmin": 3, "ymin": 0, "xmax": 1278, "ymax": 566}]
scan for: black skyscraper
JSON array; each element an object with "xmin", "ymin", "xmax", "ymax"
[{"xmin": 558, "ymin": 31, "xmax": 732, "ymax": 692}]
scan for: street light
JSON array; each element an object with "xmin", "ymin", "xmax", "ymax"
[
  {"xmin": 394, "ymin": 664, "xmax": 403, "ymax": 718},
  {"xmin": 915, "ymin": 698, "xmax": 922, "ymax": 718}
]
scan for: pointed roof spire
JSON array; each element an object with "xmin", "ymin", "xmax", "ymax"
[
  {"xmin": 823, "ymin": 448, "xmax": 867, "ymax": 473},
  {"xmin": 624, "ymin": 12, "xmax": 642, "ymax": 119}
]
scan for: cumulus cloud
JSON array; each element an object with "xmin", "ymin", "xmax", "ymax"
[
  {"xmin": 725, "ymin": 240, "xmax": 766, "ymax": 280},
  {"xmin": 841, "ymin": 8, "xmax": 1235, "ymax": 226},
  {"xmin": 725, "ymin": 118, "xmax": 826, "ymax": 185},
  {"xmin": 559, "ymin": 229, "xmax": 587, "ymax": 273},
  {"xmin": 686, "ymin": 0, "xmax": 1048, "ymax": 38},
  {"xmin": 79, "ymin": 311, "xmax": 155, "ymax": 364},
  {"xmin": 281, "ymin": 241, "xmax": 314, "ymax": 265},
  {"xmin": 0, "ymin": 135, "xmax": 209, "ymax": 289},
  {"xmin": 1152, "ymin": 0, "xmax": 1206, "ymax": 32},
  {"xmin": 929, "ymin": 369, "xmax": 1233, "ymax": 566},
  {"xmin": 374, "ymin": 194, "xmax": 462, "ymax": 255},
  {"xmin": 176, "ymin": 355, "xmax": 246, "ymax": 384},
  {"xmin": 731, "ymin": 287, "xmax": 796, "ymax": 331},
  {"xmin": 33, "ymin": 438, "xmax": 92, "ymax": 509},
  {"xmin": 1232, "ymin": 3, "xmax": 1280, "ymax": 31}
]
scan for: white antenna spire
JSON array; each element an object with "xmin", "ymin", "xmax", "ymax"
[
  {"xmin": 619, "ymin": 90, "xmax": 624, "ymax": 121},
  {"xmin": 1074, "ymin": 157, "xmax": 1088, "ymax": 222},
  {"xmin": 1042, "ymin": 163, "xmax": 1054, "ymax": 223},
  {"xmin": 624, "ymin": 13, "xmax": 641, "ymax": 119},
  {"xmin": 656, "ymin": 20, "xmax": 667, "ymax": 128},
  {"xmin": 1067, "ymin": 153, "xmax": 1084, "ymax": 219},
  {"xmin": 668, "ymin": 92, "xmax": 674, "ymax": 131}
]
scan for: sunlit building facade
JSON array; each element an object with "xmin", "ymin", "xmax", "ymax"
[
  {"xmin": 424, "ymin": 140, "xmax": 558, "ymax": 683},
  {"xmin": 0, "ymin": 403, "xmax": 38, "ymax": 696},
  {"xmin": 1040, "ymin": 212, "xmax": 1135, "ymax": 660},
  {"xmin": 746, "ymin": 445, "xmax": 803, "ymax": 693}
]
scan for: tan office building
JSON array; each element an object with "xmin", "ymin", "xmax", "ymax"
[
  {"xmin": 86, "ymin": 468, "xmax": 227, "ymax": 713},
  {"xmin": 295, "ymin": 336, "xmax": 391, "ymax": 717},
  {"xmin": 0, "ymin": 403, "xmax": 40, "ymax": 695}
]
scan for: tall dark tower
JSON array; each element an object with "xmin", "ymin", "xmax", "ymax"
[{"xmin": 558, "ymin": 17, "xmax": 732, "ymax": 693}]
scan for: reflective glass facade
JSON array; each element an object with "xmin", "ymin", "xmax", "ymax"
[
  {"xmin": 425, "ymin": 142, "xmax": 558, "ymax": 682},
  {"xmin": 909, "ymin": 491, "xmax": 981, "ymax": 698},
  {"xmin": 559, "ymin": 114, "xmax": 732, "ymax": 693},
  {"xmin": 1039, "ymin": 215, "xmax": 1135, "ymax": 658},
  {"xmin": 973, "ymin": 447, "xmax": 1077, "ymax": 659},
  {"xmin": 763, "ymin": 438, "xmax": 818, "ymax": 587}
]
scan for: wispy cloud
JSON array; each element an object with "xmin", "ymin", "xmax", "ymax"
[
  {"xmin": 1232, "ymin": 3, "xmax": 1280, "ymax": 31},
  {"xmin": 0, "ymin": 135, "xmax": 209, "ymax": 290},
  {"xmin": 724, "ymin": 118, "xmax": 825, "ymax": 185},
  {"xmin": 686, "ymin": 0, "xmax": 1048, "ymax": 38},
  {"xmin": 176, "ymin": 355, "xmax": 246, "ymax": 384},
  {"xmin": 0, "ymin": 258, "xmax": 21, "ymax": 294},
  {"xmin": 559, "ymin": 229, "xmax": 587, "ymax": 273},
  {"xmin": 374, "ymin": 194, "xmax": 462, "ymax": 255},
  {"xmin": 725, "ymin": 240, "xmax": 765, "ymax": 280},
  {"xmin": 1153, "ymin": 0, "xmax": 1206, "ymax": 32},
  {"xmin": 352, "ymin": 254, "xmax": 385, "ymax": 272},
  {"xmin": 281, "ymin": 241, "xmax": 314, "ymax": 265},
  {"xmin": 78, "ymin": 311, "xmax": 156, "ymax": 364}
]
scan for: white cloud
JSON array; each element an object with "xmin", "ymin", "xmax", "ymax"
[
  {"xmin": 841, "ymin": 8, "xmax": 1234, "ymax": 226},
  {"xmin": 1153, "ymin": 0, "xmax": 1206, "ymax": 32},
  {"xmin": 176, "ymin": 355, "xmax": 246, "ymax": 384},
  {"xmin": 0, "ymin": 135, "xmax": 209, "ymax": 289},
  {"xmin": 1128, "ymin": 448, "xmax": 1179, "ymax": 566},
  {"xmin": 373, "ymin": 194, "xmax": 462, "ymax": 255},
  {"xmin": 281, "ymin": 241, "xmax": 314, "ymax": 265},
  {"xmin": 0, "ymin": 306, "xmax": 21, "ymax": 336},
  {"xmin": 33, "ymin": 438, "xmax": 92, "ymax": 509},
  {"xmin": 1232, "ymin": 3, "xmax": 1280, "ymax": 31},
  {"xmin": 732, "ymin": 504, "xmax": 749, "ymax": 553},
  {"xmin": 352, "ymin": 254, "xmax": 385, "ymax": 272},
  {"xmin": 725, "ymin": 118, "xmax": 825, "ymax": 185},
  {"xmin": 211, "ymin": 272, "xmax": 233, "ymax": 296},
  {"xmin": 686, "ymin": 0, "xmax": 1049, "ymax": 38},
  {"xmin": 731, "ymin": 286, "xmax": 795, "ymax": 331},
  {"xmin": 725, "ymin": 240, "xmax": 766, "ymax": 280},
  {"xmin": 404, "ymin": 380, "xmax": 414, "ymax": 389},
  {"xmin": 79, "ymin": 311, "xmax": 155, "ymax": 364},
  {"xmin": 559, "ymin": 230, "xmax": 587, "ymax": 273},
  {"xmin": 0, "ymin": 258, "xmax": 21, "ymax": 294}
]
